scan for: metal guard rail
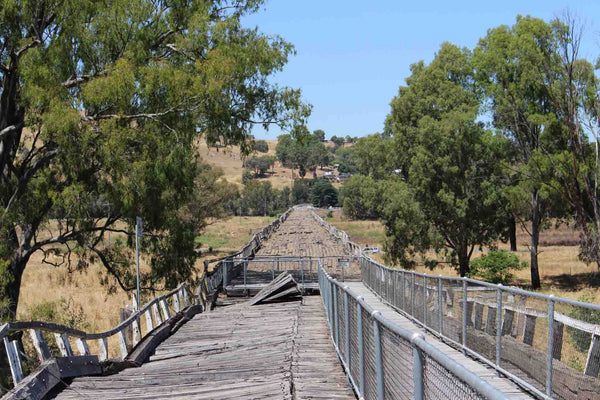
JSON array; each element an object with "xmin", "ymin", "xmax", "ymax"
[
  {"xmin": 319, "ymin": 264, "xmax": 508, "ymax": 400},
  {"xmin": 360, "ymin": 255, "xmax": 600, "ymax": 400}
]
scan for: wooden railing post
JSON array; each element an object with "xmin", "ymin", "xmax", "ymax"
[
  {"xmin": 153, "ymin": 303, "xmax": 163, "ymax": 325},
  {"xmin": 76, "ymin": 338, "xmax": 90, "ymax": 355},
  {"xmin": 118, "ymin": 329, "xmax": 129, "ymax": 360},
  {"xmin": 145, "ymin": 308, "xmax": 154, "ymax": 334},
  {"xmin": 160, "ymin": 299, "xmax": 171, "ymax": 320},
  {"xmin": 4, "ymin": 337, "xmax": 23, "ymax": 385},
  {"xmin": 29, "ymin": 329, "xmax": 51, "ymax": 361},
  {"xmin": 54, "ymin": 333, "xmax": 73, "ymax": 357},
  {"xmin": 98, "ymin": 337, "xmax": 109, "ymax": 361}
]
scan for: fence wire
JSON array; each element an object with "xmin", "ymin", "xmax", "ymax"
[
  {"xmin": 359, "ymin": 255, "xmax": 600, "ymax": 400},
  {"xmin": 321, "ymin": 265, "xmax": 510, "ymax": 400}
]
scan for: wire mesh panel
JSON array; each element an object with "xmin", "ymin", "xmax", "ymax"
[
  {"xmin": 380, "ymin": 324, "xmax": 414, "ymax": 399},
  {"xmin": 362, "ymin": 307, "xmax": 377, "ymax": 400},
  {"xmin": 348, "ymin": 297, "xmax": 360, "ymax": 385},
  {"xmin": 423, "ymin": 355, "xmax": 487, "ymax": 400},
  {"xmin": 337, "ymin": 286, "xmax": 347, "ymax": 362}
]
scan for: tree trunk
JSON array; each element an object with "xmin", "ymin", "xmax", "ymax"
[
  {"xmin": 509, "ymin": 216, "xmax": 517, "ymax": 251},
  {"xmin": 457, "ymin": 241, "xmax": 470, "ymax": 277},
  {"xmin": 530, "ymin": 191, "xmax": 541, "ymax": 289}
]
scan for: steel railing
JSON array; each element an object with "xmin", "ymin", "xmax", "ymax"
[
  {"xmin": 360, "ymin": 255, "xmax": 600, "ymax": 400},
  {"xmin": 319, "ymin": 264, "xmax": 509, "ymax": 400}
]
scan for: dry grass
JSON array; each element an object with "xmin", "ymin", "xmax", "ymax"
[
  {"xmin": 17, "ymin": 215, "xmax": 277, "ymax": 334},
  {"xmin": 318, "ymin": 210, "xmax": 600, "ymax": 302},
  {"xmin": 198, "ymin": 139, "xmax": 338, "ymax": 189}
]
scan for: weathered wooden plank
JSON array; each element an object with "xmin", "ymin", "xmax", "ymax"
[
  {"xmin": 29, "ymin": 329, "xmax": 51, "ymax": 361},
  {"xmin": 54, "ymin": 332, "xmax": 73, "ymax": 357}
]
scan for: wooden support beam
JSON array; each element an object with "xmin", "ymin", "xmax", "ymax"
[
  {"xmin": 552, "ymin": 321, "xmax": 564, "ymax": 360},
  {"xmin": 585, "ymin": 333, "xmax": 600, "ymax": 377},
  {"xmin": 523, "ymin": 315, "xmax": 537, "ymax": 345},
  {"xmin": 474, "ymin": 303, "xmax": 484, "ymax": 331},
  {"xmin": 486, "ymin": 306, "xmax": 497, "ymax": 336},
  {"xmin": 502, "ymin": 310, "xmax": 515, "ymax": 336}
]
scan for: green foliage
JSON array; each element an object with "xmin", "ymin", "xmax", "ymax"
[
  {"xmin": 292, "ymin": 180, "xmax": 311, "ymax": 204},
  {"xmin": 341, "ymin": 175, "xmax": 381, "ymax": 219},
  {"xmin": 384, "ymin": 43, "xmax": 508, "ymax": 275},
  {"xmin": 335, "ymin": 146, "xmax": 358, "ymax": 174},
  {"xmin": 242, "ymin": 169, "xmax": 252, "ymax": 185},
  {"xmin": 254, "ymin": 140, "xmax": 269, "ymax": 153},
  {"xmin": 567, "ymin": 293, "xmax": 600, "ymax": 353},
  {"xmin": 311, "ymin": 179, "xmax": 338, "ymax": 208},
  {"xmin": 313, "ymin": 129, "xmax": 326, "ymax": 142},
  {"xmin": 245, "ymin": 155, "xmax": 275, "ymax": 177},
  {"xmin": 241, "ymin": 181, "xmax": 290, "ymax": 216},
  {"xmin": 468, "ymin": 250, "xmax": 527, "ymax": 284},
  {"xmin": 330, "ymin": 136, "xmax": 345, "ymax": 148},
  {"xmin": 28, "ymin": 298, "xmax": 89, "ymax": 331},
  {"xmin": 352, "ymin": 134, "xmax": 392, "ymax": 179},
  {"xmin": 0, "ymin": 0, "xmax": 309, "ymax": 317},
  {"xmin": 275, "ymin": 130, "xmax": 331, "ymax": 174}
]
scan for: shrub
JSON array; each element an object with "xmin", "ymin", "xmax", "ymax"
[
  {"xmin": 242, "ymin": 169, "xmax": 252, "ymax": 184},
  {"xmin": 468, "ymin": 250, "xmax": 527, "ymax": 284},
  {"xmin": 254, "ymin": 140, "xmax": 269, "ymax": 153},
  {"xmin": 311, "ymin": 179, "xmax": 338, "ymax": 208}
]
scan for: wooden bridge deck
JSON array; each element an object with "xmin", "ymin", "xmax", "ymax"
[
  {"xmin": 52, "ymin": 296, "xmax": 355, "ymax": 400},
  {"xmin": 226, "ymin": 208, "xmax": 360, "ymax": 295}
]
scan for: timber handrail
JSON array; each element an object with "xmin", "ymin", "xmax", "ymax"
[{"xmin": 1, "ymin": 208, "xmax": 295, "ymax": 391}]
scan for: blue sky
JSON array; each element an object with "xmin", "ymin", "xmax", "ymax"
[{"xmin": 243, "ymin": 1, "xmax": 600, "ymax": 140}]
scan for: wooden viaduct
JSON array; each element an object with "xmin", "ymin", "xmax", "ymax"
[{"xmin": 1, "ymin": 207, "xmax": 599, "ymax": 399}]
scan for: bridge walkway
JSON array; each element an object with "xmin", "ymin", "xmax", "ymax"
[
  {"xmin": 344, "ymin": 281, "xmax": 533, "ymax": 399},
  {"xmin": 52, "ymin": 296, "xmax": 355, "ymax": 400}
]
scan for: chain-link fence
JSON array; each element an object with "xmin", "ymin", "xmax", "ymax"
[
  {"xmin": 319, "ymin": 264, "xmax": 509, "ymax": 400},
  {"xmin": 360, "ymin": 255, "xmax": 600, "ymax": 399}
]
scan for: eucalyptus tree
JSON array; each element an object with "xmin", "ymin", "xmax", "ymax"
[
  {"xmin": 0, "ymin": 0, "xmax": 309, "ymax": 318},
  {"xmin": 473, "ymin": 16, "xmax": 564, "ymax": 288},
  {"xmin": 384, "ymin": 43, "xmax": 508, "ymax": 276}
]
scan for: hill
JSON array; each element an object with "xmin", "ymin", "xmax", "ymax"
[{"xmin": 198, "ymin": 139, "xmax": 339, "ymax": 189}]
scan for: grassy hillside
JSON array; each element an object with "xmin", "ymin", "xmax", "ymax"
[{"xmin": 198, "ymin": 139, "xmax": 338, "ymax": 189}]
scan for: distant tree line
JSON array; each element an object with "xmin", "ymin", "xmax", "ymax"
[{"xmin": 339, "ymin": 13, "xmax": 600, "ymax": 288}]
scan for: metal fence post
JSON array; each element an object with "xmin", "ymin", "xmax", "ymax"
[
  {"xmin": 372, "ymin": 311, "xmax": 385, "ymax": 400},
  {"xmin": 243, "ymin": 260, "xmax": 247, "ymax": 291},
  {"xmin": 496, "ymin": 285, "xmax": 503, "ymax": 376},
  {"xmin": 411, "ymin": 273, "xmax": 415, "ymax": 317},
  {"xmin": 223, "ymin": 259, "xmax": 228, "ymax": 288},
  {"xmin": 462, "ymin": 279, "xmax": 468, "ymax": 354},
  {"xmin": 344, "ymin": 290, "xmax": 351, "ymax": 373},
  {"xmin": 330, "ymin": 281, "xmax": 335, "ymax": 339},
  {"xmin": 301, "ymin": 259, "xmax": 305, "ymax": 284},
  {"xmin": 412, "ymin": 333, "xmax": 426, "ymax": 400},
  {"xmin": 438, "ymin": 276, "xmax": 443, "ymax": 336},
  {"xmin": 334, "ymin": 283, "xmax": 339, "ymax": 346},
  {"xmin": 401, "ymin": 271, "xmax": 405, "ymax": 310},
  {"xmin": 423, "ymin": 275, "xmax": 427, "ymax": 326},
  {"xmin": 357, "ymin": 296, "xmax": 365, "ymax": 397},
  {"xmin": 546, "ymin": 295, "xmax": 555, "ymax": 397}
]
